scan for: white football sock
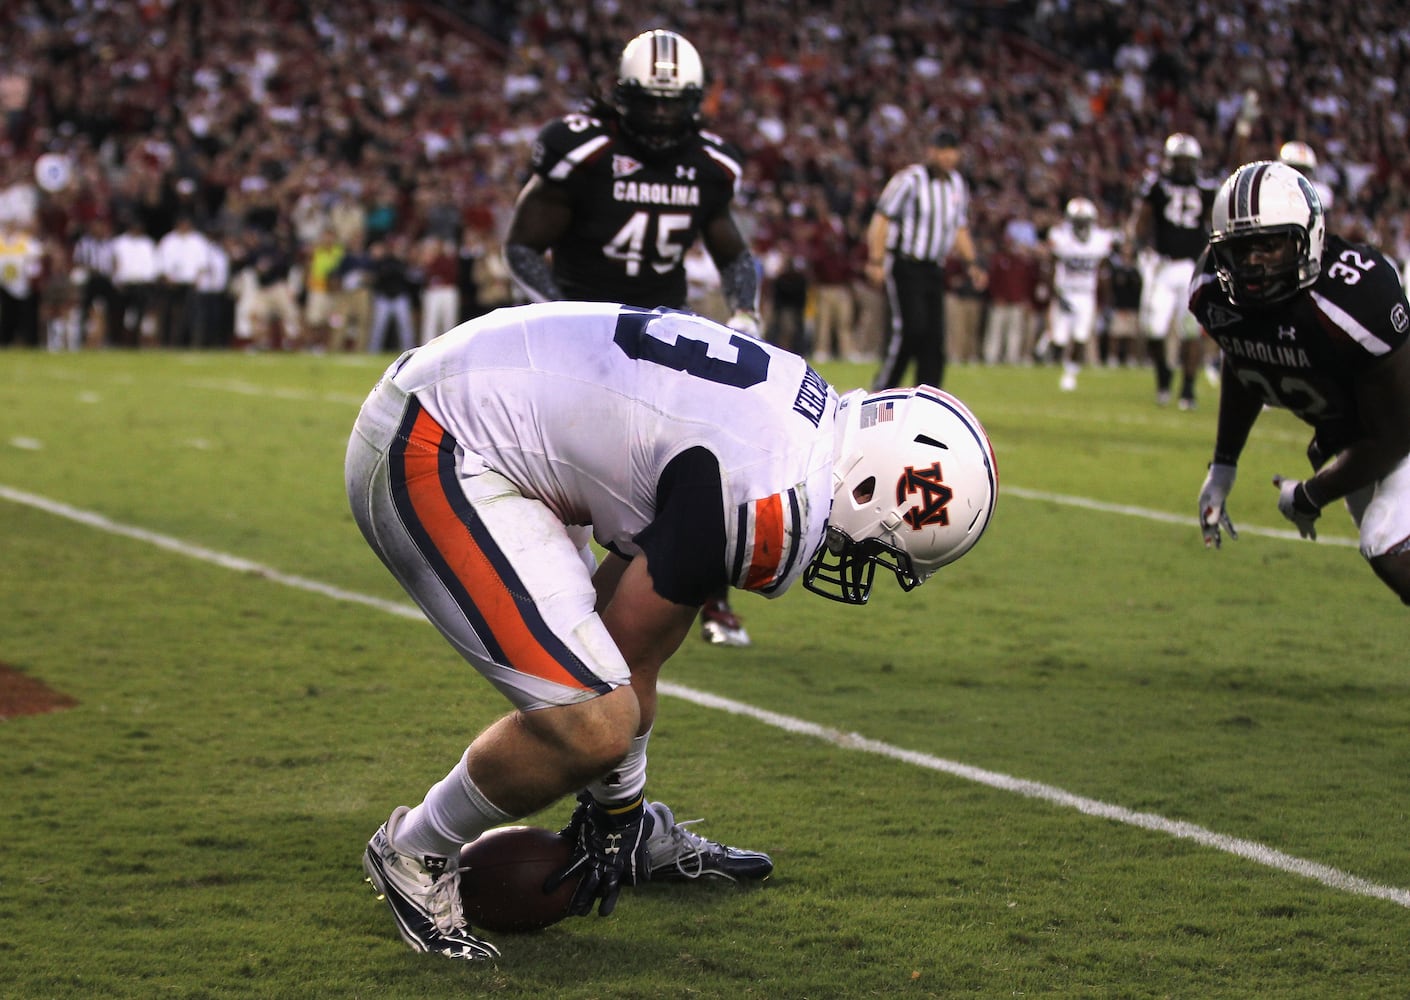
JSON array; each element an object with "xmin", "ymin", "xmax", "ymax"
[
  {"xmin": 393, "ymin": 747, "xmax": 514, "ymax": 859},
  {"xmin": 585, "ymin": 728, "xmax": 651, "ymax": 806}
]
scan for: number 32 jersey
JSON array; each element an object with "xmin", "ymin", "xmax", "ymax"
[
  {"xmin": 529, "ymin": 113, "xmax": 745, "ymax": 308},
  {"xmin": 1189, "ymin": 235, "xmax": 1410, "ymax": 447},
  {"xmin": 390, "ymin": 302, "xmax": 837, "ymax": 599}
]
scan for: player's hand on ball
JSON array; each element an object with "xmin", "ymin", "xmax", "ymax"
[
  {"xmin": 546, "ymin": 793, "xmax": 653, "ymax": 917},
  {"xmin": 1273, "ymin": 475, "xmax": 1321, "ymax": 540},
  {"xmin": 1198, "ymin": 462, "xmax": 1238, "ymax": 549}
]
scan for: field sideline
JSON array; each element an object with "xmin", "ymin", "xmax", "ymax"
[{"xmin": 3, "ymin": 350, "xmax": 1408, "ymax": 999}]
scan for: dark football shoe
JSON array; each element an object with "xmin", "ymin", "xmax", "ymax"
[{"xmin": 642, "ymin": 801, "xmax": 774, "ymax": 883}]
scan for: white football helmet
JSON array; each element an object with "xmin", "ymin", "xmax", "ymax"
[
  {"xmin": 1278, "ymin": 140, "xmax": 1319, "ymax": 177},
  {"xmin": 803, "ymin": 386, "xmax": 998, "ymax": 605},
  {"xmin": 1162, "ymin": 132, "xmax": 1201, "ymax": 182},
  {"xmin": 1065, "ymin": 197, "xmax": 1098, "ymax": 238},
  {"xmin": 614, "ymin": 29, "xmax": 704, "ymax": 155},
  {"xmin": 1209, "ymin": 160, "xmax": 1325, "ymax": 306}
]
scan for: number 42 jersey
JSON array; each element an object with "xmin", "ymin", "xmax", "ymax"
[
  {"xmin": 1189, "ymin": 235, "xmax": 1410, "ymax": 448},
  {"xmin": 390, "ymin": 302, "xmax": 838, "ymax": 599},
  {"xmin": 529, "ymin": 113, "xmax": 745, "ymax": 308}
]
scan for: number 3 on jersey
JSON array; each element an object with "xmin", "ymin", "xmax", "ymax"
[
  {"xmin": 614, "ymin": 306, "xmax": 769, "ymax": 388},
  {"xmin": 604, "ymin": 211, "xmax": 693, "ymax": 277}
]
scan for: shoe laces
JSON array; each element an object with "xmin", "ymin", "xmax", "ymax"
[
  {"xmin": 658, "ymin": 816, "xmax": 716, "ymax": 879},
  {"xmin": 425, "ymin": 866, "xmax": 467, "ymax": 935},
  {"xmin": 393, "ymin": 851, "xmax": 466, "ymax": 935}
]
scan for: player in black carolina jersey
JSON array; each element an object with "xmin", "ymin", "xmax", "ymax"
[
  {"xmin": 504, "ymin": 32, "xmax": 762, "ymax": 642},
  {"xmin": 1192, "ymin": 161, "xmax": 1410, "ymax": 605},
  {"xmin": 1127, "ymin": 133, "xmax": 1221, "ymax": 408}
]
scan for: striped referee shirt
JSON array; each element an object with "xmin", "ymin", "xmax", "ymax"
[
  {"xmin": 876, "ymin": 164, "xmax": 969, "ymax": 263},
  {"xmin": 72, "ymin": 232, "xmax": 115, "ymax": 278}
]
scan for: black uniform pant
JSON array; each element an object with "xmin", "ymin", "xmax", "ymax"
[
  {"xmin": 873, "ymin": 257, "xmax": 947, "ymax": 390},
  {"xmin": 0, "ymin": 288, "xmax": 39, "ymax": 347}
]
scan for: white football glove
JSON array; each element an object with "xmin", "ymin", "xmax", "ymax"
[
  {"xmin": 1198, "ymin": 462, "xmax": 1238, "ymax": 549},
  {"xmin": 726, "ymin": 310, "xmax": 762, "ymax": 340},
  {"xmin": 1273, "ymin": 475, "xmax": 1321, "ymax": 540}
]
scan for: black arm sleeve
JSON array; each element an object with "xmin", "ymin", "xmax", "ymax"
[
  {"xmin": 718, "ymin": 251, "xmax": 761, "ymax": 315},
  {"xmin": 504, "ymin": 243, "xmax": 564, "ymax": 302},
  {"xmin": 631, "ymin": 446, "xmax": 729, "ymax": 606}
]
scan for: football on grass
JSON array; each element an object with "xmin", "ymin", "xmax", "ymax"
[{"xmin": 458, "ymin": 825, "xmax": 578, "ymax": 933}]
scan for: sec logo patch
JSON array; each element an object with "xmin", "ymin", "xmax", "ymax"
[{"xmin": 1391, "ymin": 303, "xmax": 1409, "ymax": 334}]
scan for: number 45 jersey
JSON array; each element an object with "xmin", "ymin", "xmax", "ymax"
[
  {"xmin": 389, "ymin": 302, "xmax": 838, "ymax": 598},
  {"xmin": 529, "ymin": 113, "xmax": 745, "ymax": 308},
  {"xmin": 1189, "ymin": 235, "xmax": 1410, "ymax": 448}
]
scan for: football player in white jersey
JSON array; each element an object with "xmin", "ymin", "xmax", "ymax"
[
  {"xmin": 1046, "ymin": 197, "xmax": 1117, "ymax": 391},
  {"xmin": 348, "ymin": 301, "xmax": 998, "ymax": 960}
]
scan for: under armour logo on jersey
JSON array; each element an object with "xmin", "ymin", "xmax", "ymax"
[
  {"xmin": 896, "ymin": 462, "xmax": 953, "ymax": 530},
  {"xmin": 1278, "ymin": 324, "xmax": 1297, "ymax": 341},
  {"xmin": 1393, "ymin": 303, "xmax": 1409, "ymax": 334},
  {"xmin": 676, "ymin": 165, "xmax": 696, "ymax": 181},
  {"xmin": 613, "ymin": 155, "xmax": 643, "ymax": 178}
]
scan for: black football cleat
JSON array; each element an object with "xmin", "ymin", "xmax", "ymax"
[{"xmin": 642, "ymin": 801, "xmax": 773, "ymax": 883}]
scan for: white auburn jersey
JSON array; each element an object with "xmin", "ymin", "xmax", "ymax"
[
  {"xmin": 387, "ymin": 301, "xmax": 838, "ymax": 597},
  {"xmin": 1048, "ymin": 222, "xmax": 1116, "ymax": 300}
]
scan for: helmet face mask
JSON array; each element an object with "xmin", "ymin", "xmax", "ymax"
[
  {"xmin": 613, "ymin": 29, "xmax": 704, "ymax": 155},
  {"xmin": 1210, "ymin": 160, "xmax": 1325, "ymax": 307},
  {"xmin": 803, "ymin": 387, "xmax": 998, "ymax": 605}
]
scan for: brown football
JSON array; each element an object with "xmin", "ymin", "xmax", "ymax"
[{"xmin": 457, "ymin": 825, "xmax": 578, "ymax": 933}]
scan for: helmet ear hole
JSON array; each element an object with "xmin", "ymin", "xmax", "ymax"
[{"xmin": 852, "ymin": 476, "xmax": 876, "ymax": 504}]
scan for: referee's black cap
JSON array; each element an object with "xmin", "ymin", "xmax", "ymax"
[{"xmin": 931, "ymin": 129, "xmax": 960, "ymax": 148}]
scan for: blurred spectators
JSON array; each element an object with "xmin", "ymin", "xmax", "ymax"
[{"xmin": 0, "ymin": 0, "xmax": 1403, "ymax": 354}]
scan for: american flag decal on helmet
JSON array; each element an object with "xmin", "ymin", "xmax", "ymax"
[
  {"xmin": 731, "ymin": 486, "xmax": 808, "ymax": 594},
  {"xmin": 860, "ymin": 400, "xmax": 895, "ymax": 427}
]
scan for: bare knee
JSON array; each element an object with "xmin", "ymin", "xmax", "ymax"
[
  {"xmin": 464, "ymin": 687, "xmax": 640, "ymax": 816},
  {"xmin": 520, "ymin": 686, "xmax": 640, "ymax": 781}
]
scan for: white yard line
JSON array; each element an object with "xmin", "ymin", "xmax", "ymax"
[{"xmin": 0, "ymin": 481, "xmax": 1400, "ymax": 908}]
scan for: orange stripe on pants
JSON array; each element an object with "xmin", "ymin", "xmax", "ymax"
[{"xmin": 396, "ymin": 406, "xmax": 597, "ymax": 691}]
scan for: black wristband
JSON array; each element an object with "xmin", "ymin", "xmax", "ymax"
[{"xmin": 1292, "ymin": 481, "xmax": 1323, "ymax": 516}]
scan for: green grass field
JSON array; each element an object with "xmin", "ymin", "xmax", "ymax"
[{"xmin": 2, "ymin": 348, "xmax": 1407, "ymax": 999}]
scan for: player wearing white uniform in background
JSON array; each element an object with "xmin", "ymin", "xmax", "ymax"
[
  {"xmin": 346, "ymin": 300, "xmax": 998, "ymax": 961},
  {"xmin": 1046, "ymin": 197, "xmax": 1117, "ymax": 391}
]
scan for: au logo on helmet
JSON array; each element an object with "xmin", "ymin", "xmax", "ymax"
[{"xmin": 898, "ymin": 462, "xmax": 953, "ymax": 529}]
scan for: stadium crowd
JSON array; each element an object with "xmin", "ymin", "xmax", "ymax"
[{"xmin": 0, "ymin": 0, "xmax": 1407, "ymax": 361}]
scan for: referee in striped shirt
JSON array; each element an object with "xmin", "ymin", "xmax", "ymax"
[{"xmin": 865, "ymin": 129, "xmax": 986, "ymax": 390}]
